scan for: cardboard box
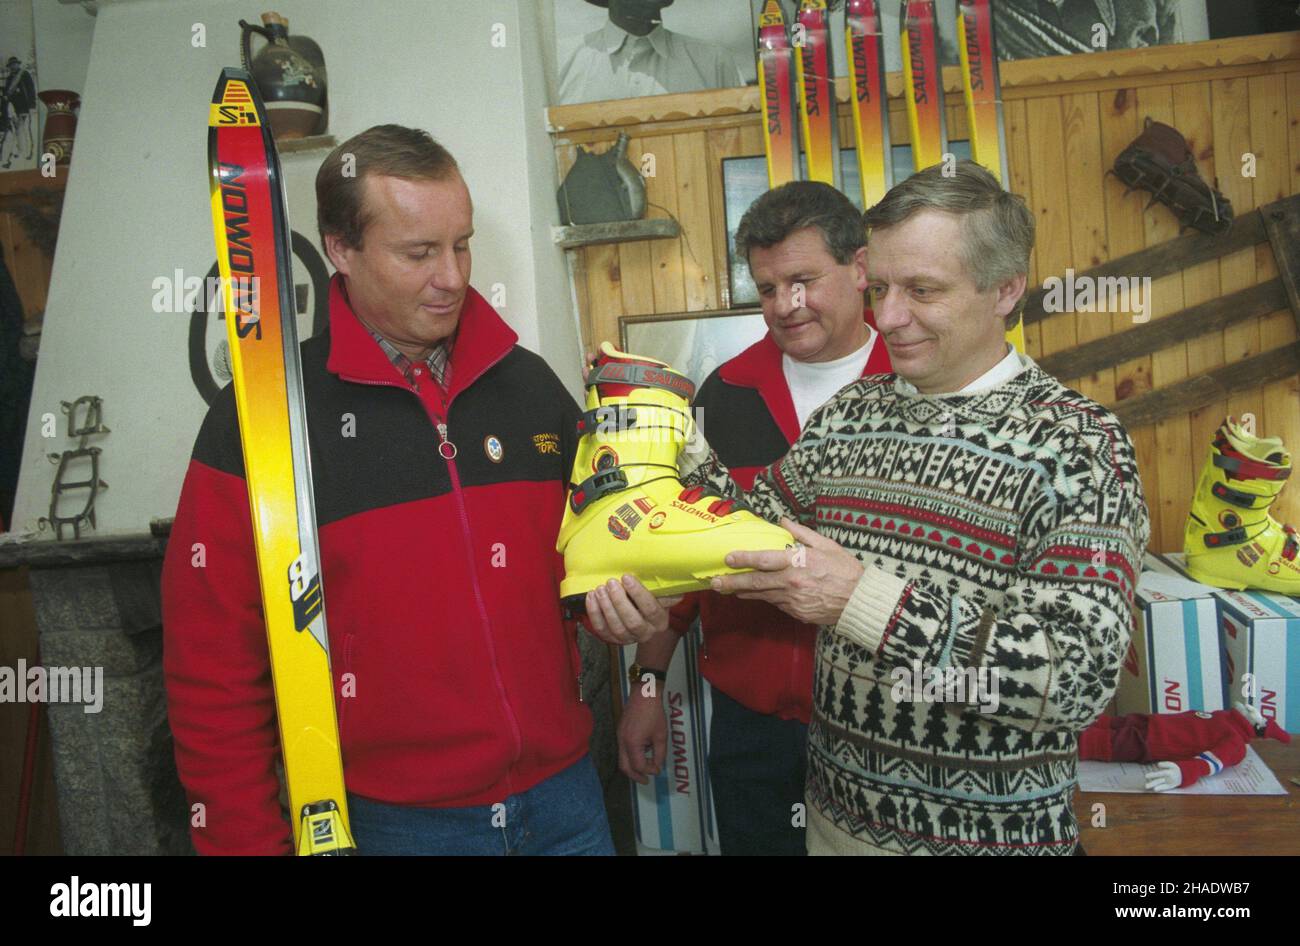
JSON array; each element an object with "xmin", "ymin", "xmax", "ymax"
[
  {"xmin": 616, "ymin": 628, "xmax": 719, "ymax": 855},
  {"xmin": 1160, "ymin": 553, "xmax": 1300, "ymax": 735},
  {"xmin": 1119, "ymin": 554, "xmax": 1228, "ymax": 716}
]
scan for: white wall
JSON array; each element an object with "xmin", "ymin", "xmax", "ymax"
[
  {"xmin": 11, "ymin": 0, "xmax": 581, "ymax": 537},
  {"xmin": 34, "ymin": 0, "xmax": 96, "ymax": 94}
]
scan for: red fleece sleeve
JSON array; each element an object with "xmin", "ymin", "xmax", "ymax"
[
  {"xmin": 668, "ymin": 592, "xmax": 702, "ymax": 635},
  {"xmin": 1174, "ymin": 733, "xmax": 1248, "ymax": 788},
  {"xmin": 162, "ymin": 458, "xmax": 292, "ymax": 855}
]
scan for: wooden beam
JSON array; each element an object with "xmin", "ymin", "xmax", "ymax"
[
  {"xmin": 1261, "ymin": 195, "xmax": 1300, "ymax": 337},
  {"xmin": 1038, "ymin": 279, "xmax": 1288, "ymax": 379},
  {"xmin": 1023, "ymin": 209, "xmax": 1267, "ymax": 325},
  {"xmin": 1111, "ymin": 342, "xmax": 1300, "ymax": 429},
  {"xmin": 552, "ymin": 218, "xmax": 680, "ymax": 249}
]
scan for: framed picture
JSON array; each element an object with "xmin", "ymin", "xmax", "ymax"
[
  {"xmin": 553, "ymin": 0, "xmax": 756, "ymax": 106},
  {"xmin": 621, "ymin": 307, "xmax": 767, "ymax": 387},
  {"xmin": 0, "ymin": 0, "xmax": 39, "ymax": 172},
  {"xmin": 722, "ymin": 139, "xmax": 973, "ymax": 307}
]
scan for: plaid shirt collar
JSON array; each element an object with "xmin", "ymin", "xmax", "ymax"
[{"xmin": 360, "ymin": 323, "xmax": 454, "ymax": 390}]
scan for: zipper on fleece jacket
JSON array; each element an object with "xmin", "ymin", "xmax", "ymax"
[
  {"xmin": 338, "ymin": 364, "xmax": 524, "ymax": 774},
  {"xmin": 433, "ymin": 384, "xmax": 525, "ymax": 772}
]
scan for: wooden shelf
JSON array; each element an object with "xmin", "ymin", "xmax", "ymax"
[
  {"xmin": 552, "ymin": 217, "xmax": 679, "ymax": 249},
  {"xmin": 276, "ymin": 134, "xmax": 337, "ymax": 154}
]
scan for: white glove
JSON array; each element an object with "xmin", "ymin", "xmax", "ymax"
[
  {"xmin": 1144, "ymin": 761, "xmax": 1182, "ymax": 792},
  {"xmin": 1235, "ymin": 700, "xmax": 1264, "ymax": 728}
]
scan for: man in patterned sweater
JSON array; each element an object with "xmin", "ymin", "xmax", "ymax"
[{"xmin": 683, "ymin": 160, "xmax": 1151, "ymax": 855}]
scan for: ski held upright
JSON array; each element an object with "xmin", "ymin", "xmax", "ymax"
[{"xmin": 207, "ymin": 67, "xmax": 355, "ymax": 856}]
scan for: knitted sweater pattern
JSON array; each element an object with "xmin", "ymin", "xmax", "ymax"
[{"xmin": 685, "ymin": 362, "xmax": 1151, "ymax": 854}]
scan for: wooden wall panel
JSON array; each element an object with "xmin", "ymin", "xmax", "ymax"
[
  {"xmin": 1251, "ymin": 73, "xmax": 1300, "ymax": 528},
  {"xmin": 0, "ymin": 569, "xmax": 62, "ymax": 855},
  {"xmin": 1171, "ymin": 82, "xmax": 1226, "ymax": 522},
  {"xmin": 1026, "ymin": 97, "xmax": 1075, "ymax": 367},
  {"xmin": 551, "ymin": 35, "xmax": 1300, "ymax": 553},
  {"xmin": 1060, "ymin": 91, "xmax": 1111, "ymax": 406},
  {"xmin": 1099, "ymin": 88, "xmax": 1155, "ymax": 515},
  {"xmin": 0, "ymin": 167, "xmax": 65, "ymax": 323},
  {"xmin": 671, "ymin": 132, "xmax": 719, "ymax": 314},
  {"xmin": 1004, "ymin": 97, "xmax": 1041, "ymax": 361},
  {"xmin": 641, "ymin": 134, "xmax": 688, "ymax": 320},
  {"xmin": 1214, "ymin": 78, "xmax": 1263, "ymax": 472},
  {"xmin": 1141, "ymin": 85, "xmax": 1193, "ymax": 555},
  {"xmin": 615, "ymin": 139, "xmax": 656, "ymax": 320}
]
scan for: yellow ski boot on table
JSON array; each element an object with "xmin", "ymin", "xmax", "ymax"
[
  {"xmin": 557, "ymin": 343, "xmax": 795, "ymax": 610},
  {"xmin": 1184, "ymin": 416, "xmax": 1300, "ymax": 594}
]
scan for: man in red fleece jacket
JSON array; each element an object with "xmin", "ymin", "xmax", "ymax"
[
  {"xmin": 617, "ymin": 182, "xmax": 892, "ymax": 854},
  {"xmin": 163, "ymin": 125, "xmax": 671, "ymax": 855}
]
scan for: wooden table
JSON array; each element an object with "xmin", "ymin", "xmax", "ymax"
[{"xmin": 1075, "ymin": 740, "xmax": 1300, "ymax": 855}]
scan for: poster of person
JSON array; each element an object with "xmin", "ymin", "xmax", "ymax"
[
  {"xmin": 554, "ymin": 0, "xmax": 755, "ymax": 105},
  {"xmin": 0, "ymin": 0, "xmax": 38, "ymax": 172}
]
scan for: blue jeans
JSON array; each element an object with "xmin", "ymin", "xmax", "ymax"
[{"xmin": 347, "ymin": 755, "xmax": 614, "ymax": 856}]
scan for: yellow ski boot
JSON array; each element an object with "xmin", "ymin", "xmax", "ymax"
[
  {"xmin": 557, "ymin": 343, "xmax": 795, "ymax": 609},
  {"xmin": 1184, "ymin": 416, "xmax": 1300, "ymax": 593}
]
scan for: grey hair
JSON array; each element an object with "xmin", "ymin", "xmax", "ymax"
[{"xmin": 863, "ymin": 160, "xmax": 1035, "ymax": 326}]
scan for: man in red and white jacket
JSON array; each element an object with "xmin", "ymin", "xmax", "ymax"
[
  {"xmin": 163, "ymin": 125, "xmax": 671, "ymax": 855},
  {"xmin": 617, "ymin": 182, "xmax": 892, "ymax": 854}
]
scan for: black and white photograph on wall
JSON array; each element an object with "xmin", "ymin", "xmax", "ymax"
[
  {"xmin": 1206, "ymin": 0, "xmax": 1300, "ymax": 39},
  {"xmin": 554, "ymin": 0, "xmax": 755, "ymax": 105},
  {"xmin": 996, "ymin": 0, "xmax": 1208, "ymax": 59},
  {"xmin": 0, "ymin": 0, "xmax": 38, "ymax": 171}
]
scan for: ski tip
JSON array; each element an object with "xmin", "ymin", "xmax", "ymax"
[
  {"xmin": 758, "ymin": 0, "xmax": 785, "ymax": 27},
  {"xmin": 210, "ymin": 68, "xmax": 262, "ymax": 129}
]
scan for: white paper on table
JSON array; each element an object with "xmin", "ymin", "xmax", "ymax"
[
  {"xmin": 1077, "ymin": 745, "xmax": 1289, "ymax": 795},
  {"xmin": 1137, "ymin": 570, "xmax": 1220, "ymax": 601}
]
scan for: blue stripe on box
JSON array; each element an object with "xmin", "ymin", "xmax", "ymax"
[
  {"xmin": 1289, "ymin": 622, "xmax": 1300, "ymax": 733},
  {"xmin": 1146, "ymin": 612, "xmax": 1157, "ymax": 713},
  {"xmin": 652, "ymin": 767, "xmax": 674, "ymax": 850},
  {"xmin": 1182, "ymin": 600, "xmax": 1204, "ymax": 711}
]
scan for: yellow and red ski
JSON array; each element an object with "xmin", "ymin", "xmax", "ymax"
[
  {"xmin": 956, "ymin": 0, "xmax": 1024, "ymax": 353},
  {"xmin": 845, "ymin": 0, "xmax": 892, "ymax": 209},
  {"xmin": 795, "ymin": 0, "xmax": 838, "ymax": 188},
  {"xmin": 208, "ymin": 67, "xmax": 355, "ymax": 855},
  {"xmin": 757, "ymin": 0, "xmax": 799, "ymax": 188},
  {"xmin": 900, "ymin": 0, "xmax": 947, "ymax": 173}
]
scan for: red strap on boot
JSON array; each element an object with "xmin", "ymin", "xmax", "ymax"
[{"xmin": 1213, "ymin": 452, "xmax": 1291, "ymax": 481}]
